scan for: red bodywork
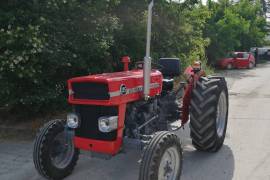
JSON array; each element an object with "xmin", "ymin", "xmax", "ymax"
[
  {"xmin": 68, "ymin": 65, "xmax": 204, "ymax": 155},
  {"xmin": 68, "ymin": 69, "xmax": 162, "ymax": 155},
  {"xmin": 182, "ymin": 66, "xmax": 205, "ymax": 124},
  {"xmin": 218, "ymin": 57, "xmax": 233, "ymax": 69},
  {"xmin": 218, "ymin": 52, "xmax": 255, "ymax": 69}
]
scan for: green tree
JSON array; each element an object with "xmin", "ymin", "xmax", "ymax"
[
  {"xmin": 0, "ymin": 0, "xmax": 120, "ymax": 114},
  {"xmin": 205, "ymin": 0, "xmax": 267, "ymax": 64}
]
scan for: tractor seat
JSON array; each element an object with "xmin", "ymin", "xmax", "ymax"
[
  {"xmin": 158, "ymin": 58, "xmax": 181, "ymax": 92},
  {"xmin": 162, "ymin": 78, "xmax": 174, "ymax": 91}
]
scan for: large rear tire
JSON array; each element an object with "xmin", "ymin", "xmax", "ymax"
[
  {"xmin": 139, "ymin": 131, "xmax": 183, "ymax": 180},
  {"xmin": 33, "ymin": 119, "xmax": 79, "ymax": 180},
  {"xmin": 190, "ymin": 76, "xmax": 229, "ymax": 152}
]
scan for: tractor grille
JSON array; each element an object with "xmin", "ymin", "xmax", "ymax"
[
  {"xmin": 71, "ymin": 82, "xmax": 110, "ymax": 100},
  {"xmin": 75, "ymin": 105, "xmax": 118, "ymax": 141}
]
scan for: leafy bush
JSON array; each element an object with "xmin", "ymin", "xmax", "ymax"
[{"xmin": 0, "ymin": 0, "xmax": 120, "ymax": 114}]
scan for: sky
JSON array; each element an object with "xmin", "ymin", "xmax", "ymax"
[{"xmin": 201, "ymin": 0, "xmax": 208, "ymax": 4}]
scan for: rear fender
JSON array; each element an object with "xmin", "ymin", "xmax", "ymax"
[
  {"xmin": 181, "ymin": 66, "xmax": 205, "ymax": 125},
  {"xmin": 183, "ymin": 66, "xmax": 194, "ymax": 81}
]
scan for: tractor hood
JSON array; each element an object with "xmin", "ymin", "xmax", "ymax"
[{"xmin": 68, "ymin": 69, "xmax": 162, "ymax": 106}]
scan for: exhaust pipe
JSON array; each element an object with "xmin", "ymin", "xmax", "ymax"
[{"xmin": 143, "ymin": 0, "xmax": 154, "ymax": 100}]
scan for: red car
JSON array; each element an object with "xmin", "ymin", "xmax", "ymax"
[{"xmin": 218, "ymin": 52, "xmax": 255, "ymax": 69}]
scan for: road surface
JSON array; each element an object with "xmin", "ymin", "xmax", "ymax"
[{"xmin": 1, "ymin": 63, "xmax": 270, "ymax": 180}]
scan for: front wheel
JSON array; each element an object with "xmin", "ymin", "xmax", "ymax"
[
  {"xmin": 190, "ymin": 76, "xmax": 229, "ymax": 152},
  {"xmin": 248, "ymin": 62, "xmax": 254, "ymax": 69},
  {"xmin": 139, "ymin": 131, "xmax": 183, "ymax": 180},
  {"xmin": 33, "ymin": 119, "xmax": 79, "ymax": 180}
]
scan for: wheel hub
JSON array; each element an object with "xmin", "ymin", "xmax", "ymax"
[
  {"xmin": 216, "ymin": 91, "xmax": 227, "ymax": 138},
  {"xmin": 163, "ymin": 161, "xmax": 173, "ymax": 177},
  {"xmin": 50, "ymin": 132, "xmax": 75, "ymax": 169},
  {"xmin": 158, "ymin": 147, "xmax": 180, "ymax": 180}
]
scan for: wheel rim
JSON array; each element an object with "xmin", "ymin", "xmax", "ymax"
[
  {"xmin": 158, "ymin": 146, "xmax": 180, "ymax": 180},
  {"xmin": 216, "ymin": 91, "xmax": 227, "ymax": 138},
  {"xmin": 50, "ymin": 132, "xmax": 75, "ymax": 169},
  {"xmin": 227, "ymin": 64, "xmax": 232, "ymax": 69}
]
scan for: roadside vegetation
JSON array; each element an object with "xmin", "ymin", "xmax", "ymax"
[{"xmin": 0, "ymin": 0, "xmax": 268, "ymax": 117}]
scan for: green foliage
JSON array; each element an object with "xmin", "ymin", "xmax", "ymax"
[
  {"xmin": 0, "ymin": 0, "xmax": 267, "ymax": 115},
  {"xmin": 151, "ymin": 1, "xmax": 210, "ymax": 68},
  {"xmin": 205, "ymin": 0, "xmax": 267, "ymax": 64},
  {"xmin": 0, "ymin": 0, "xmax": 120, "ymax": 114}
]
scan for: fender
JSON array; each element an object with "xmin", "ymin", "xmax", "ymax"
[{"xmin": 181, "ymin": 65, "xmax": 206, "ymax": 125}]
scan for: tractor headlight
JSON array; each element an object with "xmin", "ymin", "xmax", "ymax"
[
  {"xmin": 67, "ymin": 113, "xmax": 80, "ymax": 129},
  {"xmin": 98, "ymin": 116, "xmax": 118, "ymax": 133}
]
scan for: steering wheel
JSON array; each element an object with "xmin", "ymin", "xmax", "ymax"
[{"xmin": 135, "ymin": 61, "xmax": 144, "ymax": 69}]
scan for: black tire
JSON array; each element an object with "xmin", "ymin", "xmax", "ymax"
[
  {"xmin": 33, "ymin": 119, "xmax": 79, "ymax": 180},
  {"xmin": 139, "ymin": 131, "xmax": 183, "ymax": 180},
  {"xmin": 190, "ymin": 76, "xmax": 229, "ymax": 152}
]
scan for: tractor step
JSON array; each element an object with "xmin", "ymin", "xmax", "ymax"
[{"xmin": 168, "ymin": 120, "xmax": 182, "ymax": 131}]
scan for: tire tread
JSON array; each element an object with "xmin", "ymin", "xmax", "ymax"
[{"xmin": 190, "ymin": 76, "xmax": 229, "ymax": 152}]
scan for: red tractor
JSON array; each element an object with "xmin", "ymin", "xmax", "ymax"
[{"xmin": 33, "ymin": 1, "xmax": 229, "ymax": 180}]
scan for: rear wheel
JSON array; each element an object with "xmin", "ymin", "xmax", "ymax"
[
  {"xmin": 248, "ymin": 62, "xmax": 254, "ymax": 69},
  {"xmin": 33, "ymin": 119, "xmax": 79, "ymax": 180},
  {"xmin": 190, "ymin": 76, "xmax": 229, "ymax": 152},
  {"xmin": 139, "ymin": 131, "xmax": 183, "ymax": 180}
]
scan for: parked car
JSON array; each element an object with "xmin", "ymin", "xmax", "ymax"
[
  {"xmin": 250, "ymin": 47, "xmax": 270, "ymax": 61},
  {"xmin": 218, "ymin": 52, "xmax": 255, "ymax": 69}
]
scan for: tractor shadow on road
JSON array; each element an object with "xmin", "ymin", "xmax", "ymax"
[
  {"xmin": 179, "ymin": 126, "xmax": 235, "ymax": 180},
  {"xmin": 68, "ymin": 146, "xmax": 141, "ymax": 180},
  {"xmin": 64, "ymin": 124, "xmax": 235, "ymax": 180},
  {"xmin": 181, "ymin": 145, "xmax": 234, "ymax": 180},
  {"xmin": 66, "ymin": 126, "xmax": 235, "ymax": 180}
]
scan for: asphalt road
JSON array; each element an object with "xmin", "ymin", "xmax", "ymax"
[{"xmin": 1, "ymin": 63, "xmax": 270, "ymax": 180}]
